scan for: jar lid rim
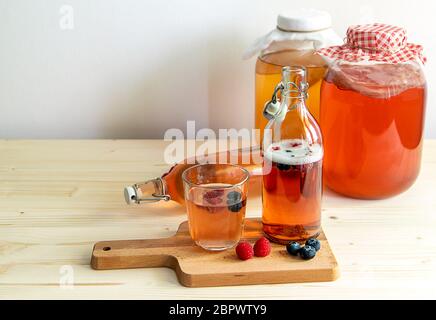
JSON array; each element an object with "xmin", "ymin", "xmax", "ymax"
[{"xmin": 277, "ymin": 9, "xmax": 332, "ymax": 32}]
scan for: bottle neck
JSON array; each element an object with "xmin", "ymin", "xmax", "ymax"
[
  {"xmin": 281, "ymin": 65, "xmax": 310, "ymax": 116},
  {"xmin": 283, "ymin": 95, "xmax": 307, "ymax": 112},
  {"xmin": 124, "ymin": 177, "xmax": 170, "ymax": 204}
]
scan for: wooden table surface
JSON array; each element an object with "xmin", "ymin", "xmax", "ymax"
[{"xmin": 0, "ymin": 140, "xmax": 435, "ymax": 299}]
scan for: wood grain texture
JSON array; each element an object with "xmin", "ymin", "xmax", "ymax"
[
  {"xmin": 91, "ymin": 219, "xmax": 339, "ymax": 287},
  {"xmin": 0, "ymin": 140, "xmax": 436, "ymax": 299}
]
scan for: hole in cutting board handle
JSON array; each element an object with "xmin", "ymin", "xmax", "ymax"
[{"xmin": 102, "ymin": 247, "xmax": 111, "ymax": 251}]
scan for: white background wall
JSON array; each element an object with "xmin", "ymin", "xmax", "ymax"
[{"xmin": 0, "ymin": 0, "xmax": 435, "ymax": 138}]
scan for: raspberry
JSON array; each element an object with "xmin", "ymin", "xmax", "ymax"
[
  {"xmin": 203, "ymin": 190, "xmax": 224, "ymax": 205},
  {"xmin": 204, "ymin": 197, "xmax": 223, "ymax": 205},
  {"xmin": 253, "ymin": 237, "xmax": 271, "ymax": 257},
  {"xmin": 235, "ymin": 241, "xmax": 254, "ymax": 260}
]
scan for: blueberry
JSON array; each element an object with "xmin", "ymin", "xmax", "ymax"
[
  {"xmin": 228, "ymin": 202, "xmax": 243, "ymax": 213},
  {"xmin": 305, "ymin": 238, "xmax": 321, "ymax": 252},
  {"xmin": 227, "ymin": 191, "xmax": 242, "ymax": 202},
  {"xmin": 286, "ymin": 242, "xmax": 301, "ymax": 256},
  {"xmin": 227, "ymin": 191, "xmax": 243, "ymax": 212},
  {"xmin": 276, "ymin": 163, "xmax": 291, "ymax": 171},
  {"xmin": 299, "ymin": 245, "xmax": 317, "ymax": 260}
]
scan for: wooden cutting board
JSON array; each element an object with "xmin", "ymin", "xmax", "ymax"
[{"xmin": 91, "ymin": 218, "xmax": 339, "ymax": 287}]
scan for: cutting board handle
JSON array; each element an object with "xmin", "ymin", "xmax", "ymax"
[{"xmin": 91, "ymin": 233, "xmax": 193, "ymax": 270}]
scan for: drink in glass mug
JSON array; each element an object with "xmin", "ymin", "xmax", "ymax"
[{"xmin": 182, "ymin": 164, "xmax": 249, "ymax": 251}]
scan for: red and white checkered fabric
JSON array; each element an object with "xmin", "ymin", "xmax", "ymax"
[{"xmin": 318, "ymin": 23, "xmax": 426, "ymax": 64}]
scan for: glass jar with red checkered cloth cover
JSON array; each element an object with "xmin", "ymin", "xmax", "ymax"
[{"xmin": 317, "ymin": 23, "xmax": 427, "ymax": 199}]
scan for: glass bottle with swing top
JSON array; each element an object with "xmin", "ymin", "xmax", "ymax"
[
  {"xmin": 124, "ymin": 148, "xmax": 263, "ymax": 206},
  {"xmin": 262, "ymin": 66, "xmax": 323, "ymax": 243}
]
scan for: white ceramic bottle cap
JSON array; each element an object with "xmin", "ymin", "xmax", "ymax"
[{"xmin": 277, "ymin": 9, "xmax": 332, "ymax": 32}]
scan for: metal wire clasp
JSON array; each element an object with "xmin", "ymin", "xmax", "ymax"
[
  {"xmin": 124, "ymin": 177, "xmax": 171, "ymax": 204},
  {"xmin": 263, "ymin": 77, "xmax": 309, "ymax": 121},
  {"xmin": 263, "ymin": 82, "xmax": 285, "ymax": 120}
]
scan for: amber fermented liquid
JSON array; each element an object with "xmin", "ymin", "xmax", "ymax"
[
  {"xmin": 186, "ymin": 184, "xmax": 247, "ymax": 250},
  {"xmin": 262, "ymin": 140, "xmax": 323, "ymax": 243},
  {"xmin": 139, "ymin": 147, "xmax": 262, "ymax": 205},
  {"xmin": 255, "ymin": 50, "xmax": 327, "ymax": 141},
  {"xmin": 320, "ymin": 64, "xmax": 426, "ymax": 199}
]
